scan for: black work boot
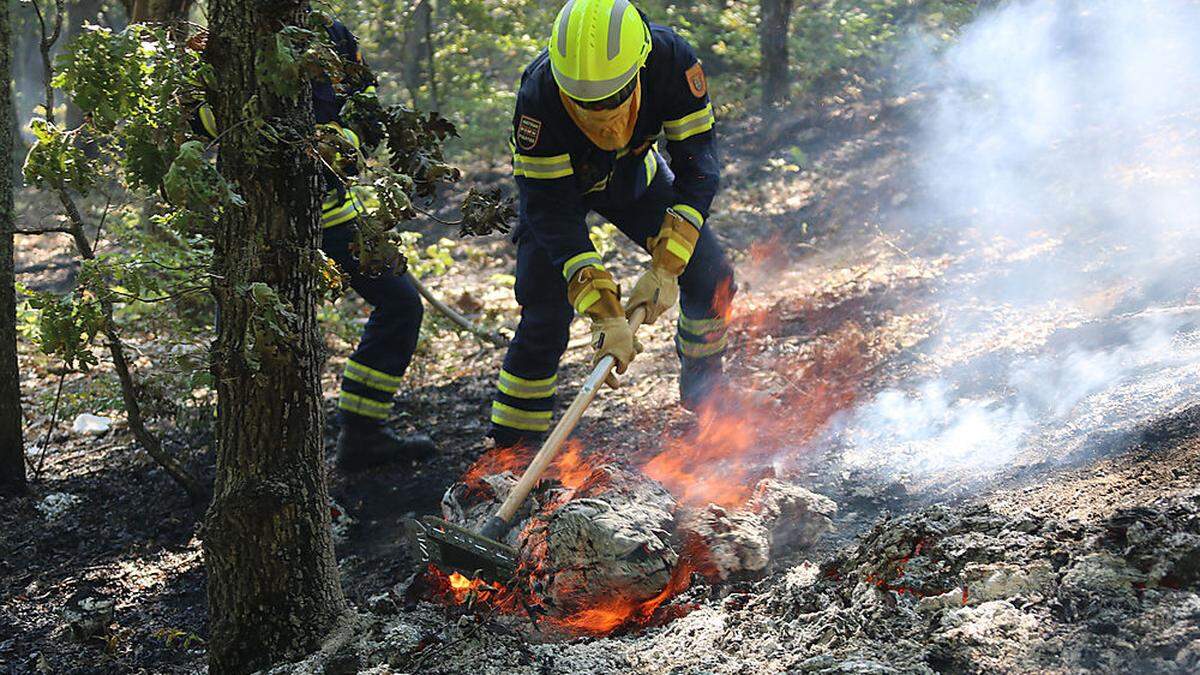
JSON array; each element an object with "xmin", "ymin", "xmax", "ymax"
[
  {"xmin": 336, "ymin": 423, "xmax": 436, "ymax": 471},
  {"xmin": 679, "ymin": 356, "xmax": 725, "ymax": 412}
]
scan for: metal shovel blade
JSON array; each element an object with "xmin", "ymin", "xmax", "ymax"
[{"xmin": 405, "ymin": 515, "xmax": 519, "ymax": 583}]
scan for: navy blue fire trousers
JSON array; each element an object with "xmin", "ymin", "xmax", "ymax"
[
  {"xmin": 489, "ymin": 167, "xmax": 736, "ymax": 448},
  {"xmin": 322, "ymin": 222, "xmax": 424, "ymax": 428}
]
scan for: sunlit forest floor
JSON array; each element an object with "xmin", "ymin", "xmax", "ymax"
[{"xmin": 5, "ymin": 87, "xmax": 1200, "ymax": 673}]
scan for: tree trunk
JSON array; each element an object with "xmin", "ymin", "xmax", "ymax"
[
  {"xmin": 130, "ymin": 0, "xmax": 192, "ymax": 23},
  {"xmin": 423, "ymin": 0, "xmax": 439, "ymax": 110},
  {"xmin": 400, "ymin": 0, "xmax": 431, "ymax": 106},
  {"xmin": 0, "ymin": 0, "xmax": 26, "ymax": 496},
  {"xmin": 760, "ymin": 0, "xmax": 794, "ymax": 113},
  {"xmin": 202, "ymin": 1, "xmax": 349, "ymax": 672}
]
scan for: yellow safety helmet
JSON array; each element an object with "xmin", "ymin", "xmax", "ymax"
[{"xmin": 549, "ymin": 0, "xmax": 651, "ymax": 103}]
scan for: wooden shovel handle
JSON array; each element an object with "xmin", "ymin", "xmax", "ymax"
[{"xmin": 494, "ymin": 305, "xmax": 647, "ymax": 524}]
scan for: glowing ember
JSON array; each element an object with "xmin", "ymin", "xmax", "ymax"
[{"xmin": 553, "ymin": 561, "xmax": 694, "ymax": 635}]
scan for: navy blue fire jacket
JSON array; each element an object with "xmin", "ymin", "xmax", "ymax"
[{"xmin": 510, "ymin": 21, "xmax": 720, "ymax": 281}]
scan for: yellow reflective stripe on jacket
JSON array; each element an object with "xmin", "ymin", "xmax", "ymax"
[
  {"xmin": 644, "ymin": 149, "xmax": 658, "ymax": 186},
  {"xmin": 321, "ymin": 190, "xmax": 365, "ymax": 228},
  {"xmin": 198, "ymin": 104, "xmax": 218, "ymax": 138},
  {"xmin": 672, "ymin": 204, "xmax": 704, "ymax": 229},
  {"xmin": 490, "ymin": 401, "xmax": 553, "ymax": 432},
  {"xmin": 498, "ymin": 370, "xmax": 557, "ymax": 399},
  {"xmin": 513, "ymin": 152, "xmax": 574, "ymax": 179},
  {"xmin": 665, "ymin": 238, "xmax": 692, "ymax": 265},
  {"xmin": 562, "ymin": 250, "xmax": 603, "ymax": 281},
  {"xmin": 338, "ymin": 391, "xmax": 392, "ymax": 420},
  {"xmin": 343, "ymin": 359, "xmax": 403, "ymax": 394},
  {"xmin": 663, "ymin": 103, "xmax": 715, "ymax": 142}
]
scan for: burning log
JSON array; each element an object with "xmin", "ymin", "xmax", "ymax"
[
  {"xmin": 517, "ymin": 464, "xmax": 678, "ymax": 616},
  {"xmin": 441, "ymin": 470, "xmax": 524, "ymax": 547},
  {"xmin": 438, "ymin": 443, "xmax": 837, "ymax": 625},
  {"xmin": 746, "ymin": 478, "xmax": 839, "ymax": 551},
  {"xmin": 677, "ymin": 478, "xmax": 837, "ymax": 580}
]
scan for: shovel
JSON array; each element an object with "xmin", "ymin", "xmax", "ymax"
[{"xmin": 406, "ymin": 305, "xmax": 648, "ymax": 583}]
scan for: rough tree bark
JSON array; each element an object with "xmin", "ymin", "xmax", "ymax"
[
  {"xmin": 201, "ymin": 1, "xmax": 350, "ymax": 672},
  {"xmin": 760, "ymin": 0, "xmax": 795, "ymax": 113},
  {"xmin": 0, "ymin": 0, "xmax": 27, "ymax": 495}
]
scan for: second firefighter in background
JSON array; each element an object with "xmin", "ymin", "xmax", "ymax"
[
  {"xmin": 490, "ymin": 0, "xmax": 737, "ymax": 449},
  {"xmin": 192, "ymin": 19, "xmax": 435, "ymax": 469}
]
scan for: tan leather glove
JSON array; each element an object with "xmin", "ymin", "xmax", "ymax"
[
  {"xmin": 626, "ymin": 209, "xmax": 700, "ymax": 323},
  {"xmin": 590, "ymin": 316, "xmax": 638, "ymax": 388},
  {"xmin": 568, "ymin": 265, "xmax": 638, "ymax": 388},
  {"xmin": 626, "ymin": 265, "xmax": 679, "ymax": 324}
]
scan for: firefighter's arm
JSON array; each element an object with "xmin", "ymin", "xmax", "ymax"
[
  {"xmin": 509, "ymin": 103, "xmax": 601, "ymax": 300},
  {"xmin": 513, "ymin": 160, "xmax": 597, "ymax": 302},
  {"xmin": 661, "ymin": 32, "xmax": 719, "ymax": 240}
]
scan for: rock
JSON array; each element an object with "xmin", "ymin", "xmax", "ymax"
[
  {"xmin": 35, "ymin": 492, "xmax": 80, "ymax": 521},
  {"xmin": 62, "ymin": 590, "xmax": 115, "ymax": 641},
  {"xmin": 71, "ymin": 413, "xmax": 112, "ymax": 436},
  {"xmin": 936, "ymin": 600, "xmax": 1039, "ymax": 644},
  {"xmin": 329, "ymin": 499, "xmax": 355, "ymax": 545},
  {"xmin": 1060, "ymin": 552, "xmax": 1144, "ymax": 594},
  {"xmin": 961, "ymin": 561, "xmax": 1054, "ymax": 604},
  {"xmin": 782, "ymin": 561, "xmax": 822, "ymax": 594},
  {"xmin": 918, "ymin": 588, "xmax": 966, "ymax": 614}
]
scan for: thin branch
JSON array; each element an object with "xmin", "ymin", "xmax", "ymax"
[
  {"xmin": 27, "ymin": 6, "xmax": 206, "ymax": 503},
  {"xmin": 92, "ymin": 194, "xmax": 113, "ymax": 246},
  {"xmin": 14, "ymin": 226, "xmax": 76, "ymax": 235},
  {"xmin": 203, "ymin": 116, "xmax": 257, "ymax": 152},
  {"xmin": 106, "ymin": 285, "xmax": 209, "ymax": 304},
  {"xmin": 407, "ymin": 272, "xmax": 509, "ymax": 348},
  {"xmin": 30, "ymin": 372, "xmax": 66, "ymax": 482},
  {"xmin": 412, "ymin": 203, "xmax": 462, "ymax": 227}
]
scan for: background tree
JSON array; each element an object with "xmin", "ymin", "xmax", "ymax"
[
  {"xmin": 760, "ymin": 0, "xmax": 795, "ymax": 112},
  {"xmin": 129, "ymin": 0, "xmax": 190, "ymax": 23},
  {"xmin": 1, "ymin": 0, "xmax": 27, "ymax": 495},
  {"xmin": 200, "ymin": 2, "xmax": 351, "ymax": 671},
  {"xmin": 23, "ymin": 0, "xmax": 205, "ymax": 500}
]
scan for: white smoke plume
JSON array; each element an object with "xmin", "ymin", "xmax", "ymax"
[{"xmin": 822, "ymin": 0, "xmax": 1200, "ymax": 477}]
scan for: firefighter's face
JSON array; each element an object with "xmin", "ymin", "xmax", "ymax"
[{"xmin": 561, "ymin": 76, "xmax": 641, "ymax": 151}]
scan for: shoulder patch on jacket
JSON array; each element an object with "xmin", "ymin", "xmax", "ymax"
[
  {"xmin": 517, "ymin": 115, "xmax": 543, "ymax": 150},
  {"xmin": 686, "ymin": 62, "xmax": 707, "ymax": 98}
]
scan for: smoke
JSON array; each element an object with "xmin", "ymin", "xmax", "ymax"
[{"xmin": 818, "ymin": 0, "xmax": 1200, "ymax": 477}]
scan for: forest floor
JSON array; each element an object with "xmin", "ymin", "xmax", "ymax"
[{"xmin": 5, "ymin": 90, "xmax": 1200, "ymax": 674}]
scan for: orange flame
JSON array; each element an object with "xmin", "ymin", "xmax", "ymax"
[{"xmin": 553, "ymin": 559, "xmax": 695, "ymax": 635}]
